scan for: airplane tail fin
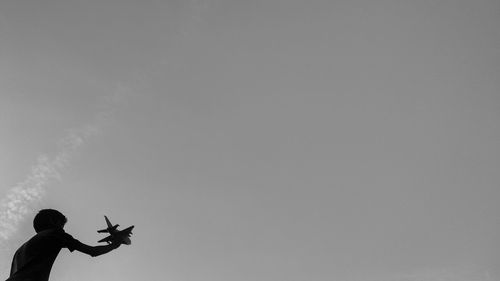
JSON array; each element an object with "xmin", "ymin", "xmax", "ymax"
[
  {"xmin": 104, "ymin": 216, "xmax": 112, "ymax": 228},
  {"xmin": 97, "ymin": 216, "xmax": 119, "ymax": 233}
]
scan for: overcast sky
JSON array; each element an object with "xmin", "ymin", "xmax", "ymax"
[{"xmin": 1, "ymin": 1, "xmax": 500, "ymax": 281}]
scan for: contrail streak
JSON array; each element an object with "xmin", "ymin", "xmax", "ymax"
[{"xmin": 0, "ymin": 89, "xmax": 129, "ymax": 241}]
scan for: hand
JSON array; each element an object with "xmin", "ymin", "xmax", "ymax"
[{"xmin": 110, "ymin": 239, "xmax": 122, "ymax": 249}]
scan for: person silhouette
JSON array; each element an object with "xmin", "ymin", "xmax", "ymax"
[{"xmin": 6, "ymin": 209, "xmax": 124, "ymax": 281}]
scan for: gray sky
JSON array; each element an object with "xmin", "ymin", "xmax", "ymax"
[{"xmin": 1, "ymin": 1, "xmax": 500, "ymax": 281}]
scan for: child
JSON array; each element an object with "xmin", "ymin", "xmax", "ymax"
[{"xmin": 6, "ymin": 209, "xmax": 124, "ymax": 281}]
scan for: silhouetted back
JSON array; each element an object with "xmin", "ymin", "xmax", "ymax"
[{"xmin": 7, "ymin": 228, "xmax": 79, "ymax": 281}]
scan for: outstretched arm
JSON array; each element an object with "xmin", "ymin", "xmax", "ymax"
[{"xmin": 73, "ymin": 241, "xmax": 120, "ymax": 257}]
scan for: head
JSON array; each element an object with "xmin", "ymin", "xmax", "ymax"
[{"xmin": 33, "ymin": 209, "xmax": 67, "ymax": 233}]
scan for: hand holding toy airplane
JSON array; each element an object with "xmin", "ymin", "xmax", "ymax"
[{"xmin": 97, "ymin": 216, "xmax": 134, "ymax": 245}]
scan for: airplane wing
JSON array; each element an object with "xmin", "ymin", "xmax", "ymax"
[
  {"xmin": 98, "ymin": 235, "xmax": 113, "ymax": 244},
  {"xmin": 120, "ymin": 226, "xmax": 134, "ymax": 235},
  {"xmin": 97, "ymin": 229, "xmax": 108, "ymax": 233}
]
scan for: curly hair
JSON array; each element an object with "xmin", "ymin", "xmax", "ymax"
[{"xmin": 33, "ymin": 209, "xmax": 67, "ymax": 233}]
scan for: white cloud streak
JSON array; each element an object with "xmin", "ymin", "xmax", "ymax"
[{"xmin": 0, "ymin": 89, "xmax": 130, "ymax": 242}]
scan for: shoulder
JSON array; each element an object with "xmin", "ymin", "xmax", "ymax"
[
  {"xmin": 36, "ymin": 229, "xmax": 76, "ymax": 245},
  {"xmin": 53, "ymin": 229, "xmax": 81, "ymax": 252}
]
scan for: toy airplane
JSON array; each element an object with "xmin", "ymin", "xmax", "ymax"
[{"xmin": 97, "ymin": 215, "xmax": 134, "ymax": 245}]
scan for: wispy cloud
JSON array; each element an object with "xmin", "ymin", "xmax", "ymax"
[{"xmin": 0, "ymin": 88, "xmax": 130, "ymax": 241}]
